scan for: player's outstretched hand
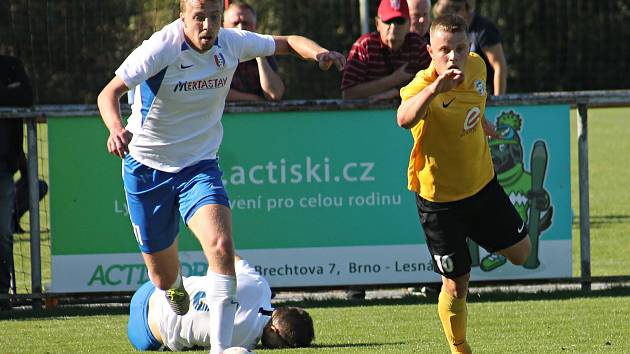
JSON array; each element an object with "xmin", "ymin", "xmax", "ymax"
[
  {"xmin": 433, "ymin": 68, "xmax": 464, "ymax": 94},
  {"xmin": 107, "ymin": 128, "xmax": 133, "ymax": 158},
  {"xmin": 316, "ymin": 51, "xmax": 346, "ymax": 71}
]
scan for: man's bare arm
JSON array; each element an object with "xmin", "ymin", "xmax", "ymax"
[
  {"xmin": 273, "ymin": 35, "xmax": 345, "ymax": 71},
  {"xmin": 226, "ymin": 88, "xmax": 265, "ymax": 102},
  {"xmin": 257, "ymin": 57, "xmax": 285, "ymax": 101},
  {"xmin": 483, "ymin": 43, "xmax": 507, "ymax": 95},
  {"xmin": 97, "ymin": 76, "xmax": 132, "ymax": 157}
]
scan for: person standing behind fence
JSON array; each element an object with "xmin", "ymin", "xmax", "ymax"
[
  {"xmin": 396, "ymin": 15, "xmax": 530, "ymax": 353},
  {"xmin": 341, "ymin": 0, "xmax": 430, "ymax": 101},
  {"xmin": 97, "ymin": 1, "xmax": 344, "ymax": 353},
  {"xmin": 434, "ymin": 0, "xmax": 507, "ymax": 95},
  {"xmin": 223, "ymin": 1, "xmax": 285, "ymax": 102},
  {"xmin": 0, "ymin": 54, "xmax": 34, "ymax": 310},
  {"xmin": 407, "ymin": 0, "xmax": 432, "ymax": 42},
  {"xmin": 340, "ymin": 0, "xmax": 430, "ymax": 300}
]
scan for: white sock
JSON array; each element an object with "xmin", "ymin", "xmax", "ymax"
[
  {"xmin": 170, "ymin": 270, "xmax": 182, "ymax": 289},
  {"xmin": 206, "ymin": 271, "xmax": 237, "ymax": 354},
  {"xmin": 148, "ymin": 269, "xmax": 181, "ymax": 290}
]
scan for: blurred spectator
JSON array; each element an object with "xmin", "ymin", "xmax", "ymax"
[
  {"xmin": 341, "ymin": 0, "xmax": 430, "ymax": 101},
  {"xmin": 0, "ymin": 54, "xmax": 33, "ymax": 310},
  {"xmin": 11, "ymin": 148, "xmax": 49, "ymax": 234},
  {"xmin": 224, "ymin": 1, "xmax": 285, "ymax": 101},
  {"xmin": 407, "ymin": 0, "xmax": 432, "ymax": 42},
  {"xmin": 343, "ymin": 0, "xmax": 431, "ymax": 299},
  {"xmin": 433, "ymin": 0, "xmax": 507, "ymax": 95}
]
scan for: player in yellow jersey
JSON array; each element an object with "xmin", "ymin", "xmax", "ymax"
[{"xmin": 397, "ymin": 15, "xmax": 531, "ymax": 354}]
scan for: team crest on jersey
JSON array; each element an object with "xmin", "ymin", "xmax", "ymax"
[
  {"xmin": 461, "ymin": 106, "xmax": 481, "ymax": 135},
  {"xmin": 192, "ymin": 291, "xmax": 209, "ymax": 312},
  {"xmin": 475, "ymin": 79, "xmax": 485, "ymax": 96},
  {"xmin": 214, "ymin": 52, "xmax": 226, "ymax": 69}
]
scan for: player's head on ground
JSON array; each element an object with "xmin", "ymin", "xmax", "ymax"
[
  {"xmin": 433, "ymin": 0, "xmax": 475, "ymax": 23},
  {"xmin": 376, "ymin": 0, "xmax": 411, "ymax": 51},
  {"xmin": 261, "ymin": 307, "xmax": 315, "ymax": 349},
  {"xmin": 179, "ymin": 0, "xmax": 223, "ymax": 53},
  {"xmin": 223, "ymin": 1, "xmax": 257, "ymax": 31},
  {"xmin": 428, "ymin": 15, "xmax": 469, "ymax": 76}
]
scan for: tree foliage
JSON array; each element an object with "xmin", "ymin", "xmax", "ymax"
[{"xmin": 0, "ymin": 0, "xmax": 628, "ymax": 103}]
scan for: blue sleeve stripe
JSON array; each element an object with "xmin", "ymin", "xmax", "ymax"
[{"xmin": 140, "ymin": 67, "xmax": 168, "ymax": 127}]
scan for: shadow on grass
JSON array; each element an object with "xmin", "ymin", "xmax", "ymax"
[
  {"xmin": 1, "ymin": 285, "xmax": 629, "ymax": 321},
  {"xmin": 0, "ymin": 303, "xmax": 129, "ymax": 321},
  {"xmin": 573, "ymin": 214, "xmax": 630, "ymax": 229},
  {"xmin": 309, "ymin": 341, "xmax": 406, "ymax": 349},
  {"xmin": 464, "ymin": 285, "xmax": 630, "ymax": 303},
  {"xmin": 276, "ymin": 284, "xmax": 630, "ymax": 309}
]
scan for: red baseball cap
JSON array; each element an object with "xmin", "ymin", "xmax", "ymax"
[{"xmin": 378, "ymin": 0, "xmax": 410, "ymax": 22}]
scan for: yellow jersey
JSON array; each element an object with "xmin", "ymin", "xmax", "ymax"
[{"xmin": 400, "ymin": 52, "xmax": 494, "ymax": 202}]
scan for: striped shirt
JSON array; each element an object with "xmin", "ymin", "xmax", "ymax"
[{"xmin": 341, "ymin": 32, "xmax": 430, "ymax": 91}]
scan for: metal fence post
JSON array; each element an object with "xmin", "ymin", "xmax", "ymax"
[
  {"xmin": 359, "ymin": 0, "xmax": 369, "ymax": 35},
  {"xmin": 27, "ymin": 118, "xmax": 43, "ymax": 309},
  {"xmin": 577, "ymin": 103, "xmax": 591, "ymax": 291}
]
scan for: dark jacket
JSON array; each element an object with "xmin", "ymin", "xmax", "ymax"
[{"xmin": 0, "ymin": 55, "xmax": 33, "ymax": 173}]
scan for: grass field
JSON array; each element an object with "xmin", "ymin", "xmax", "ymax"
[
  {"xmin": 569, "ymin": 107, "xmax": 630, "ymax": 276},
  {"xmin": 0, "ymin": 287, "xmax": 628, "ymax": 352},
  {"xmin": 1, "ymin": 107, "xmax": 629, "ymax": 353}
]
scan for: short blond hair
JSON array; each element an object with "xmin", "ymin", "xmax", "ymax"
[
  {"xmin": 429, "ymin": 14, "xmax": 468, "ymax": 38},
  {"xmin": 180, "ymin": 0, "xmax": 223, "ymax": 13}
]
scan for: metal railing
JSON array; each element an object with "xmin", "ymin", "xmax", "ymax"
[{"xmin": 1, "ymin": 89, "xmax": 629, "ymax": 307}]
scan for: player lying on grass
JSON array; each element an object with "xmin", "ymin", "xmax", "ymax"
[{"xmin": 128, "ymin": 255, "xmax": 314, "ymax": 351}]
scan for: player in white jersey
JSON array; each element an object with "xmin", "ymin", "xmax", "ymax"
[
  {"xmin": 128, "ymin": 256, "xmax": 314, "ymax": 351},
  {"xmin": 97, "ymin": 1, "xmax": 345, "ymax": 353}
]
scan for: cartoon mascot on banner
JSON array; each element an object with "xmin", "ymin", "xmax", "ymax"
[{"xmin": 469, "ymin": 111, "xmax": 554, "ymax": 271}]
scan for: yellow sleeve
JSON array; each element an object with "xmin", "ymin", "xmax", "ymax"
[
  {"xmin": 467, "ymin": 53, "xmax": 487, "ymax": 91},
  {"xmin": 399, "ymin": 62, "xmax": 436, "ymax": 102},
  {"xmin": 400, "ymin": 76, "xmax": 424, "ymax": 102}
]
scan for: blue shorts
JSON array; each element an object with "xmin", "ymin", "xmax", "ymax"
[
  {"xmin": 128, "ymin": 281, "xmax": 161, "ymax": 351},
  {"xmin": 124, "ymin": 155, "xmax": 230, "ymax": 253}
]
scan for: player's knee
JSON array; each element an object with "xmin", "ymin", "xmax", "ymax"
[
  {"xmin": 205, "ymin": 234, "xmax": 234, "ymax": 264},
  {"xmin": 509, "ymin": 237, "xmax": 531, "ymax": 265},
  {"xmin": 447, "ymin": 287, "xmax": 466, "ymax": 299},
  {"xmin": 149, "ymin": 271, "xmax": 178, "ymax": 290},
  {"xmin": 509, "ymin": 253, "xmax": 527, "ymax": 266},
  {"xmin": 215, "ymin": 235, "xmax": 234, "ymax": 254},
  {"xmin": 443, "ymin": 274, "xmax": 469, "ymax": 298}
]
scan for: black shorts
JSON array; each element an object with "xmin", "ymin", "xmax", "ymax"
[{"xmin": 416, "ymin": 175, "xmax": 527, "ymax": 278}]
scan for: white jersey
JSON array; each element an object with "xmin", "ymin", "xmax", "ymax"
[
  {"xmin": 115, "ymin": 20, "xmax": 275, "ymax": 172},
  {"xmin": 152, "ymin": 260, "xmax": 273, "ymax": 351}
]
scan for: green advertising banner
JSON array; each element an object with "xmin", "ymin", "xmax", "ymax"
[{"xmin": 49, "ymin": 105, "xmax": 571, "ymax": 292}]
